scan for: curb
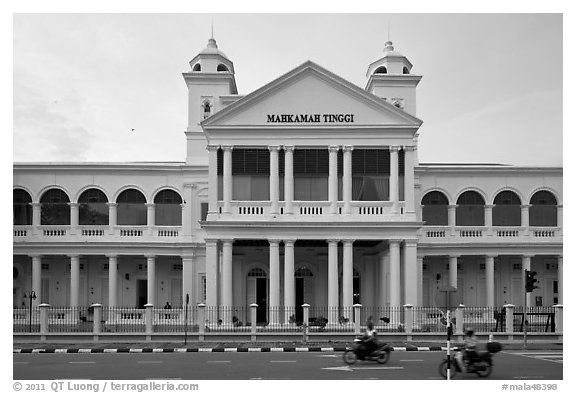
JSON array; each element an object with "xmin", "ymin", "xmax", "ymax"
[{"xmin": 13, "ymin": 345, "xmax": 446, "ymax": 354}]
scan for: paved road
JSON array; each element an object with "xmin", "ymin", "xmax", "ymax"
[{"xmin": 13, "ymin": 350, "xmax": 562, "ymax": 380}]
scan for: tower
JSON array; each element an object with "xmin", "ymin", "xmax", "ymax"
[
  {"xmin": 183, "ymin": 37, "xmax": 238, "ymax": 165},
  {"xmin": 365, "ymin": 41, "xmax": 422, "ymax": 117}
]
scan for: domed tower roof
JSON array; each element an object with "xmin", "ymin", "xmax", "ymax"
[
  {"xmin": 366, "ymin": 40, "xmax": 413, "ymax": 77},
  {"xmin": 200, "ymin": 37, "xmax": 229, "ymax": 59},
  {"xmin": 187, "ymin": 37, "xmax": 235, "ymax": 75}
]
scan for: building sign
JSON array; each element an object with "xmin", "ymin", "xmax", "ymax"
[{"xmin": 266, "ymin": 113, "xmax": 354, "ymax": 123}]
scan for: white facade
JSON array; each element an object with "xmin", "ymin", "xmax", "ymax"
[{"xmin": 13, "ymin": 38, "xmax": 562, "ymax": 323}]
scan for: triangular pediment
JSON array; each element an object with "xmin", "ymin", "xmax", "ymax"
[{"xmin": 202, "ymin": 61, "xmax": 422, "ymax": 129}]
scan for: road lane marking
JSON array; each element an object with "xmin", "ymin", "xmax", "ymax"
[
  {"xmin": 270, "ymin": 360, "xmax": 297, "ymax": 363},
  {"xmin": 207, "ymin": 360, "xmax": 231, "ymax": 363},
  {"xmin": 14, "ymin": 362, "xmax": 29, "ymax": 365},
  {"xmin": 322, "ymin": 365, "xmax": 404, "ymax": 371},
  {"xmin": 137, "ymin": 361, "xmax": 163, "ymax": 364},
  {"xmin": 69, "ymin": 361, "xmax": 96, "ymax": 364},
  {"xmin": 400, "ymin": 359, "xmax": 424, "ymax": 362}
]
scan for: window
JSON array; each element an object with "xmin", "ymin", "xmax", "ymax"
[
  {"xmin": 456, "ymin": 191, "xmax": 485, "ymax": 226},
  {"xmin": 40, "ymin": 189, "xmax": 70, "ymax": 225},
  {"xmin": 403, "ymin": 67, "xmax": 410, "ymax": 74},
  {"xmin": 217, "ymin": 64, "xmax": 229, "ymax": 72},
  {"xmin": 493, "ymin": 191, "xmax": 521, "ymax": 226},
  {"xmin": 203, "ymin": 101, "xmax": 211, "ymax": 119},
  {"xmin": 374, "ymin": 66, "xmax": 387, "ymax": 74},
  {"xmin": 79, "ymin": 189, "xmax": 109, "ymax": 225},
  {"xmin": 154, "ymin": 189, "xmax": 182, "ymax": 226},
  {"xmin": 294, "ymin": 149, "xmax": 329, "ymax": 201},
  {"xmin": 116, "ymin": 189, "xmax": 147, "ymax": 225},
  {"xmin": 421, "ymin": 191, "xmax": 449, "ymax": 225},
  {"xmin": 529, "ymin": 191, "xmax": 557, "ymax": 227},
  {"xmin": 13, "ymin": 189, "xmax": 32, "ymax": 225},
  {"xmin": 229, "ymin": 149, "xmax": 271, "ymax": 201},
  {"xmin": 193, "ymin": 63, "xmax": 201, "ymax": 71},
  {"xmin": 351, "ymin": 149, "xmax": 404, "ymax": 201},
  {"xmin": 200, "ymin": 202, "xmax": 209, "ymax": 221}
]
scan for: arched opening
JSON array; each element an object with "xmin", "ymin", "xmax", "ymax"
[
  {"xmin": 374, "ymin": 66, "xmax": 387, "ymax": 74},
  {"xmin": 421, "ymin": 191, "xmax": 449, "ymax": 225},
  {"xmin": 116, "ymin": 189, "xmax": 147, "ymax": 225},
  {"xmin": 192, "ymin": 63, "xmax": 201, "ymax": 71},
  {"xmin": 217, "ymin": 64, "xmax": 229, "ymax": 72},
  {"xmin": 40, "ymin": 189, "xmax": 70, "ymax": 225},
  {"xmin": 203, "ymin": 101, "xmax": 211, "ymax": 119},
  {"xmin": 247, "ymin": 267, "xmax": 267, "ymax": 324},
  {"xmin": 456, "ymin": 191, "xmax": 485, "ymax": 226},
  {"xmin": 403, "ymin": 66, "xmax": 410, "ymax": 74},
  {"xmin": 79, "ymin": 189, "xmax": 109, "ymax": 225},
  {"xmin": 529, "ymin": 190, "xmax": 558, "ymax": 226},
  {"xmin": 13, "ymin": 189, "xmax": 32, "ymax": 225},
  {"xmin": 493, "ymin": 190, "xmax": 521, "ymax": 226},
  {"xmin": 154, "ymin": 189, "xmax": 183, "ymax": 226}
]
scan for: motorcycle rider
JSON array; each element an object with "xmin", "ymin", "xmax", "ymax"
[
  {"xmin": 360, "ymin": 317, "xmax": 378, "ymax": 358},
  {"xmin": 464, "ymin": 329, "xmax": 478, "ymax": 370}
]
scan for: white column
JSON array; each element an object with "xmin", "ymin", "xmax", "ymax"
[
  {"xmin": 222, "ymin": 240, "xmax": 233, "ymax": 325},
  {"xmin": 222, "ymin": 145, "xmax": 233, "ymax": 214},
  {"xmin": 70, "ymin": 255, "xmax": 80, "ymax": 308},
  {"xmin": 390, "ymin": 146, "xmax": 400, "ymax": 213},
  {"xmin": 417, "ymin": 256, "xmax": 424, "ymax": 306},
  {"xmin": 207, "ymin": 145, "xmax": 219, "ymax": 217},
  {"xmin": 107, "ymin": 203, "xmax": 117, "ymax": 227},
  {"xmin": 484, "ymin": 204, "xmax": 493, "ymax": 228},
  {"xmin": 389, "ymin": 241, "xmax": 401, "ymax": 324},
  {"xmin": 522, "ymin": 255, "xmax": 533, "ymax": 307},
  {"xmin": 449, "ymin": 254, "xmax": 459, "ymax": 289},
  {"xmin": 343, "ymin": 146, "xmax": 353, "ymax": 214},
  {"xmin": 69, "ymin": 203, "xmax": 79, "ymax": 227},
  {"xmin": 327, "ymin": 240, "xmax": 339, "ymax": 325},
  {"xmin": 146, "ymin": 255, "xmax": 156, "ymax": 306},
  {"xmin": 222, "ymin": 240, "xmax": 233, "ymax": 308},
  {"xmin": 403, "ymin": 146, "xmax": 416, "ymax": 214},
  {"xmin": 284, "ymin": 146, "xmax": 294, "ymax": 215},
  {"xmin": 557, "ymin": 205, "xmax": 563, "ymax": 229},
  {"xmin": 342, "ymin": 240, "xmax": 354, "ymax": 319},
  {"xmin": 378, "ymin": 252, "xmax": 389, "ymax": 307},
  {"xmin": 31, "ymin": 255, "xmax": 41, "ymax": 307},
  {"xmin": 146, "ymin": 203, "xmax": 155, "ymax": 229},
  {"xmin": 284, "ymin": 239, "xmax": 296, "ymax": 323},
  {"xmin": 269, "ymin": 240, "xmax": 280, "ymax": 325},
  {"xmin": 32, "ymin": 203, "xmax": 41, "ymax": 227},
  {"xmin": 328, "ymin": 146, "xmax": 339, "ymax": 214},
  {"xmin": 269, "ymin": 146, "xmax": 280, "ymax": 215},
  {"xmin": 448, "ymin": 205, "xmax": 456, "ymax": 227},
  {"xmin": 558, "ymin": 255, "xmax": 563, "ymax": 304},
  {"xmin": 485, "ymin": 255, "xmax": 496, "ymax": 308},
  {"xmin": 404, "ymin": 241, "xmax": 418, "ymax": 305},
  {"xmin": 205, "ymin": 240, "xmax": 218, "ymax": 308},
  {"xmin": 107, "ymin": 255, "xmax": 118, "ymax": 308},
  {"xmin": 521, "ymin": 204, "xmax": 530, "ymax": 235},
  {"xmin": 182, "ymin": 254, "xmax": 194, "ymax": 308}
]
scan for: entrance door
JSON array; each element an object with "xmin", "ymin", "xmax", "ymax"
[
  {"xmin": 255, "ymin": 278, "xmax": 267, "ymax": 323},
  {"xmin": 295, "ymin": 277, "xmax": 304, "ymax": 323},
  {"xmin": 136, "ymin": 280, "xmax": 147, "ymax": 308}
]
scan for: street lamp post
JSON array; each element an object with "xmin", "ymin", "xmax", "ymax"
[{"xmin": 23, "ymin": 291, "xmax": 37, "ymax": 333}]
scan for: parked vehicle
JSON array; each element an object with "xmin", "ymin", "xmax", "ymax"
[
  {"xmin": 343, "ymin": 335, "xmax": 392, "ymax": 365},
  {"xmin": 438, "ymin": 341, "xmax": 502, "ymax": 378}
]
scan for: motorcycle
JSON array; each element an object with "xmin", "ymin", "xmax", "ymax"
[
  {"xmin": 438, "ymin": 341, "xmax": 502, "ymax": 378},
  {"xmin": 343, "ymin": 335, "xmax": 392, "ymax": 365}
]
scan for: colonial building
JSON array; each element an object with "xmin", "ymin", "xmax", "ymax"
[{"xmin": 13, "ymin": 37, "xmax": 563, "ymax": 325}]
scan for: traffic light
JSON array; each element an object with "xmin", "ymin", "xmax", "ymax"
[{"xmin": 525, "ymin": 270, "xmax": 538, "ymax": 293}]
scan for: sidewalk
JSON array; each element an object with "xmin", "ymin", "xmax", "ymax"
[{"xmin": 13, "ymin": 340, "xmax": 562, "ymax": 353}]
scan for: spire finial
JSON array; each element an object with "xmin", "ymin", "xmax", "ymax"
[
  {"xmin": 388, "ymin": 22, "xmax": 390, "ymax": 42},
  {"xmin": 211, "ymin": 21, "xmax": 214, "ymax": 39}
]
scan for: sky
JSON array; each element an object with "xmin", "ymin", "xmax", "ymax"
[{"xmin": 11, "ymin": 12, "xmax": 564, "ymax": 166}]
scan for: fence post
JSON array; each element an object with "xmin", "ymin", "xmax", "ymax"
[
  {"xmin": 455, "ymin": 304, "xmax": 465, "ymax": 336},
  {"xmin": 198, "ymin": 303, "xmax": 206, "ymax": 342},
  {"xmin": 302, "ymin": 304, "xmax": 310, "ymax": 343},
  {"xmin": 92, "ymin": 304, "xmax": 102, "ymax": 341},
  {"xmin": 39, "ymin": 303, "xmax": 50, "ymax": 340},
  {"xmin": 403, "ymin": 304, "xmax": 413, "ymax": 341},
  {"xmin": 353, "ymin": 304, "xmax": 362, "ymax": 335},
  {"xmin": 144, "ymin": 304, "xmax": 153, "ymax": 340},
  {"xmin": 553, "ymin": 304, "xmax": 563, "ymax": 335},
  {"xmin": 504, "ymin": 304, "xmax": 515, "ymax": 339},
  {"xmin": 250, "ymin": 303, "xmax": 258, "ymax": 342}
]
